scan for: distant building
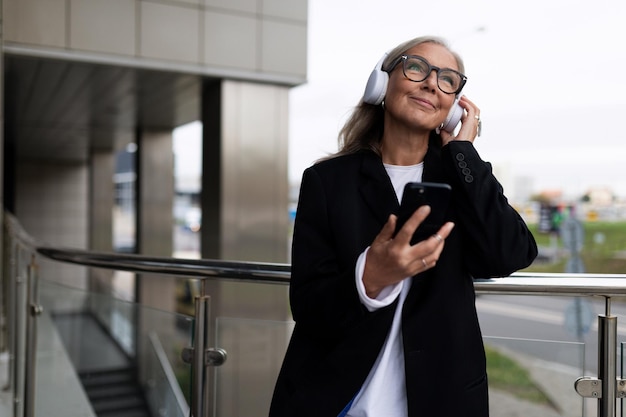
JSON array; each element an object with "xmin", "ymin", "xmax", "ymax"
[
  {"xmin": 580, "ymin": 187, "xmax": 624, "ymax": 221},
  {"xmin": 583, "ymin": 187, "xmax": 615, "ymax": 206}
]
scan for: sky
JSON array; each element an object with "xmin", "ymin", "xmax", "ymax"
[
  {"xmin": 175, "ymin": 0, "xmax": 626, "ymax": 202},
  {"xmin": 287, "ymin": 0, "xmax": 626, "ymax": 201}
]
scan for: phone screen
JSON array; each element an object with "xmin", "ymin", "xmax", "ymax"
[{"xmin": 394, "ymin": 182, "xmax": 451, "ymax": 244}]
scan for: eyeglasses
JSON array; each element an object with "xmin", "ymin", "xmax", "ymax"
[{"xmin": 388, "ymin": 55, "xmax": 467, "ymax": 95}]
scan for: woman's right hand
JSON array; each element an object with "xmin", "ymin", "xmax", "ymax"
[{"xmin": 362, "ymin": 205, "xmax": 455, "ymax": 298}]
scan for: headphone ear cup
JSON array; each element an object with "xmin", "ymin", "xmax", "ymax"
[
  {"xmin": 363, "ymin": 70, "xmax": 388, "ymax": 105},
  {"xmin": 362, "ymin": 53, "xmax": 389, "ymax": 105},
  {"xmin": 438, "ymin": 96, "xmax": 464, "ymax": 133}
]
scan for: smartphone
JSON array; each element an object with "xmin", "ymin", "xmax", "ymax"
[{"xmin": 394, "ymin": 182, "xmax": 452, "ymax": 244}]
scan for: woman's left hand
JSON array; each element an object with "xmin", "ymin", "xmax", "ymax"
[{"xmin": 440, "ymin": 95, "xmax": 481, "ymax": 145}]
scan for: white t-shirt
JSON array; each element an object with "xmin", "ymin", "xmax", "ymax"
[{"xmin": 345, "ymin": 162, "xmax": 423, "ymax": 417}]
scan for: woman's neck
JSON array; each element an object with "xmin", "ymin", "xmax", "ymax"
[{"xmin": 380, "ymin": 126, "xmax": 430, "ymax": 166}]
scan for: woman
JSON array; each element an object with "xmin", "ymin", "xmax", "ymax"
[{"xmin": 270, "ymin": 35, "xmax": 537, "ymax": 417}]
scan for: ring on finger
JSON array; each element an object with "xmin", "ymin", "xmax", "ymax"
[
  {"xmin": 433, "ymin": 234, "xmax": 443, "ymax": 243},
  {"xmin": 421, "ymin": 258, "xmax": 428, "ymax": 268}
]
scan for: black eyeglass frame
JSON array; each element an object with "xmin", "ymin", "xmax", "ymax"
[{"xmin": 387, "ymin": 55, "xmax": 468, "ymax": 95}]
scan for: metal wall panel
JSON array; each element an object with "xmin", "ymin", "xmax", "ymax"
[
  {"xmin": 201, "ymin": 80, "xmax": 289, "ymax": 264},
  {"xmin": 200, "ymin": 79, "xmax": 291, "ymax": 415},
  {"xmin": 220, "ymin": 80, "xmax": 289, "ymax": 263}
]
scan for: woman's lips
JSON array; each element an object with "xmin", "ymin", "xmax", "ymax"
[{"xmin": 411, "ymin": 96, "xmax": 435, "ymax": 110}]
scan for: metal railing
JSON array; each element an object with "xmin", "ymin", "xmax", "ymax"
[
  {"xmin": 35, "ymin": 248, "xmax": 626, "ymax": 417},
  {"xmin": 4, "ymin": 210, "xmax": 626, "ymax": 417}
]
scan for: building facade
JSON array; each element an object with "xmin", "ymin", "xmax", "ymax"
[{"xmin": 2, "ymin": 0, "xmax": 307, "ymax": 300}]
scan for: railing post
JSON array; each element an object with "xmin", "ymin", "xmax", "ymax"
[
  {"xmin": 24, "ymin": 255, "xmax": 42, "ymax": 417},
  {"xmin": 575, "ymin": 296, "xmax": 622, "ymax": 417},
  {"xmin": 200, "ymin": 281, "xmax": 212, "ymax": 417},
  {"xmin": 13, "ymin": 245, "xmax": 26, "ymax": 417},
  {"xmin": 598, "ymin": 297, "xmax": 617, "ymax": 417},
  {"xmin": 183, "ymin": 279, "xmax": 226, "ymax": 417},
  {"xmin": 190, "ymin": 289, "xmax": 209, "ymax": 417},
  {"xmin": 5, "ymin": 241, "xmax": 16, "ymax": 410}
]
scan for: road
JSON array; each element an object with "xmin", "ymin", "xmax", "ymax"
[{"xmin": 476, "ymin": 294, "xmax": 626, "ymax": 376}]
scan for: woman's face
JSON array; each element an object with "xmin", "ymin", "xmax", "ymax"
[{"xmin": 384, "ymin": 42, "xmax": 460, "ymax": 132}]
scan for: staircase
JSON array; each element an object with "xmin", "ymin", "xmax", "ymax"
[{"xmin": 80, "ymin": 367, "xmax": 152, "ymax": 417}]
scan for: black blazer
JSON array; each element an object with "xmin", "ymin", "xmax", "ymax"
[{"xmin": 270, "ymin": 139, "xmax": 538, "ymax": 417}]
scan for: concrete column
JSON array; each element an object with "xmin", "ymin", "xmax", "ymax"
[
  {"xmin": 136, "ymin": 130, "xmax": 175, "ymax": 312},
  {"xmin": 89, "ymin": 151, "xmax": 115, "ymax": 294},
  {"xmin": 134, "ymin": 129, "xmax": 177, "ymax": 394}
]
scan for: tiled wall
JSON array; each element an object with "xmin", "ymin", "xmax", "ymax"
[{"xmin": 3, "ymin": 0, "xmax": 308, "ymax": 79}]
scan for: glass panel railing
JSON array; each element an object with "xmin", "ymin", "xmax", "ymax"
[
  {"xmin": 214, "ymin": 317, "xmax": 294, "ymax": 417},
  {"xmin": 210, "ymin": 293, "xmax": 592, "ymax": 417},
  {"xmin": 485, "ymin": 336, "xmax": 587, "ymax": 416},
  {"xmin": 477, "ymin": 294, "xmax": 605, "ymax": 416},
  {"xmin": 35, "ymin": 303, "xmax": 96, "ymax": 417},
  {"xmin": 11, "ymin": 211, "xmax": 626, "ymax": 417},
  {"xmin": 212, "ymin": 320, "xmax": 588, "ymax": 417},
  {"xmin": 36, "ymin": 280, "xmax": 193, "ymax": 417}
]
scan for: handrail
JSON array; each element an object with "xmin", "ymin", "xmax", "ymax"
[
  {"xmin": 37, "ymin": 247, "xmax": 291, "ymax": 283},
  {"xmin": 37, "ymin": 246, "xmax": 626, "ymax": 297},
  {"xmin": 475, "ymin": 272, "xmax": 626, "ymax": 296}
]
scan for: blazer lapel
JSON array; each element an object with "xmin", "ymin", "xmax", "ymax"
[
  {"xmin": 358, "ymin": 151, "xmax": 398, "ymax": 225},
  {"xmin": 422, "ymin": 135, "xmax": 444, "ymax": 183}
]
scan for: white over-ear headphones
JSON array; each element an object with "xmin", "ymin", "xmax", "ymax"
[
  {"xmin": 362, "ymin": 53, "xmax": 389, "ymax": 105},
  {"xmin": 363, "ymin": 51, "xmax": 466, "ymax": 134}
]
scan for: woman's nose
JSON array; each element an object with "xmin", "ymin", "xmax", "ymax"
[{"xmin": 422, "ymin": 70, "xmax": 438, "ymax": 90}]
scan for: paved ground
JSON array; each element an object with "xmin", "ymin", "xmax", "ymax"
[{"xmin": 491, "ymin": 390, "xmax": 563, "ymax": 417}]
